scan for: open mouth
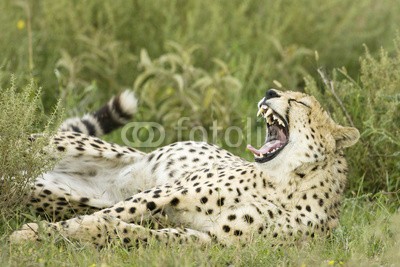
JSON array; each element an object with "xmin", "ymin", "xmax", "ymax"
[{"xmin": 247, "ymin": 105, "xmax": 289, "ymax": 163}]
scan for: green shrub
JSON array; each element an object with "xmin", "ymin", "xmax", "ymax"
[
  {"xmin": 304, "ymin": 39, "xmax": 400, "ymax": 195},
  {"xmin": 0, "ymin": 77, "xmax": 60, "ymax": 218}
]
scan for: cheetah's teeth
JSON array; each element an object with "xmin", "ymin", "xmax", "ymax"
[
  {"xmin": 263, "ymin": 108, "xmax": 273, "ymax": 119},
  {"xmin": 257, "ymin": 107, "xmax": 264, "ymax": 117}
]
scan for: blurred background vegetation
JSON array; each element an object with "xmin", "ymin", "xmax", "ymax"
[{"xmin": 0, "ymin": 0, "xmax": 398, "ymax": 209}]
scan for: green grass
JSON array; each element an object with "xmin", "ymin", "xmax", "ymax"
[
  {"xmin": 0, "ymin": 0, "xmax": 399, "ymax": 266},
  {"xmin": 1, "ymin": 195, "xmax": 398, "ymax": 266}
]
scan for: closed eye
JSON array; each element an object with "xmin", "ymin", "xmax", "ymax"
[{"xmin": 289, "ymin": 99, "xmax": 311, "ymax": 109}]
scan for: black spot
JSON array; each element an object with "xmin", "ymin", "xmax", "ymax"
[
  {"xmin": 236, "ymin": 188, "xmax": 242, "ymax": 196},
  {"xmin": 43, "ymin": 189, "xmax": 52, "ymax": 195},
  {"xmin": 200, "ymin": 197, "xmax": 208, "ymax": 204},
  {"xmin": 296, "ymin": 205, "xmax": 302, "ymax": 210},
  {"xmin": 228, "ymin": 214, "xmax": 236, "ymax": 221},
  {"xmin": 146, "ymin": 201, "xmax": 157, "ymax": 211},
  {"xmin": 30, "ymin": 198, "xmax": 40, "ymax": 203},
  {"xmin": 216, "ymin": 197, "xmax": 225, "ymax": 207},
  {"xmin": 233, "ymin": 230, "xmax": 243, "ymax": 236},
  {"xmin": 90, "ymin": 143, "xmax": 101, "ymax": 149},
  {"xmin": 129, "ymin": 207, "xmax": 136, "ymax": 214},
  {"xmin": 306, "ymin": 205, "xmax": 311, "ymax": 212},
  {"xmin": 311, "ymin": 166, "xmax": 318, "ymax": 171},
  {"xmin": 287, "ymin": 193, "xmax": 293, "ymax": 199},
  {"xmin": 206, "ymin": 209, "xmax": 213, "ymax": 215},
  {"xmin": 207, "ymin": 173, "xmax": 214, "ymax": 178},
  {"xmin": 80, "ymin": 197, "xmax": 89, "ymax": 203},
  {"xmin": 170, "ymin": 198, "xmax": 180, "ymax": 206},
  {"xmin": 268, "ymin": 210, "xmax": 274, "ymax": 219},
  {"xmin": 36, "ymin": 207, "xmax": 45, "ymax": 213},
  {"xmin": 222, "ymin": 225, "xmax": 231, "ymax": 233},
  {"xmin": 319, "ymin": 199, "xmax": 324, "ymax": 207},
  {"xmin": 156, "ymin": 153, "xmax": 164, "ymax": 161},
  {"xmin": 115, "ymin": 207, "xmax": 124, "ymax": 213},
  {"xmin": 181, "ymin": 189, "xmax": 188, "ymax": 195},
  {"xmin": 243, "ymin": 215, "xmax": 254, "ymax": 224},
  {"xmin": 57, "ymin": 146, "xmax": 65, "ymax": 152}
]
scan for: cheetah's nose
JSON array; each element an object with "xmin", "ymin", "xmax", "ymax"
[{"xmin": 265, "ymin": 89, "xmax": 280, "ymax": 100}]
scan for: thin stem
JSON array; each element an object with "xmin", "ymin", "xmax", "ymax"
[
  {"xmin": 317, "ymin": 68, "xmax": 355, "ymax": 127},
  {"xmin": 25, "ymin": 0, "xmax": 34, "ymax": 73}
]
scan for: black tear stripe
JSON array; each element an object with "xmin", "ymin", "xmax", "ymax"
[
  {"xmin": 288, "ymin": 98, "xmax": 311, "ymax": 109},
  {"xmin": 286, "ymin": 98, "xmax": 311, "ymax": 125}
]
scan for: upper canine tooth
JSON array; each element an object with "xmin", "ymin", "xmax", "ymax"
[{"xmin": 257, "ymin": 107, "xmax": 264, "ymax": 117}]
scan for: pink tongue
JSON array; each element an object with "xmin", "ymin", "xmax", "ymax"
[{"xmin": 246, "ymin": 141, "xmax": 283, "ymax": 155}]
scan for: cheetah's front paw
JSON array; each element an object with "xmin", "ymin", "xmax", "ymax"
[{"xmin": 9, "ymin": 223, "xmax": 40, "ymax": 243}]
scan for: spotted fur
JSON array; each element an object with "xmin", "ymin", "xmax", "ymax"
[{"xmin": 10, "ymin": 89, "xmax": 360, "ymax": 247}]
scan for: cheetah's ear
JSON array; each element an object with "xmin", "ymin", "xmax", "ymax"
[{"xmin": 332, "ymin": 126, "xmax": 360, "ymax": 149}]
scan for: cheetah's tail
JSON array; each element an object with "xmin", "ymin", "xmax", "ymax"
[{"xmin": 59, "ymin": 90, "xmax": 138, "ymax": 137}]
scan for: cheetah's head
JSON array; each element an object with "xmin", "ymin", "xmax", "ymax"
[{"xmin": 247, "ymin": 89, "xmax": 359, "ymax": 172}]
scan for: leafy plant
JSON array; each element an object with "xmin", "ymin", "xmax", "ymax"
[
  {"xmin": 0, "ymin": 77, "xmax": 60, "ymax": 218},
  {"xmin": 305, "ymin": 38, "xmax": 400, "ymax": 195}
]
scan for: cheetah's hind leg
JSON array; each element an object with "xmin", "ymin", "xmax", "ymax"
[{"xmin": 29, "ymin": 131, "xmax": 146, "ymax": 220}]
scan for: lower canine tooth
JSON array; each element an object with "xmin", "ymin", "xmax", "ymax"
[{"xmin": 259, "ymin": 153, "xmax": 263, "ymax": 157}]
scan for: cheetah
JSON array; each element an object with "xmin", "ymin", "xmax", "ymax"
[{"xmin": 10, "ymin": 89, "xmax": 360, "ymax": 247}]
